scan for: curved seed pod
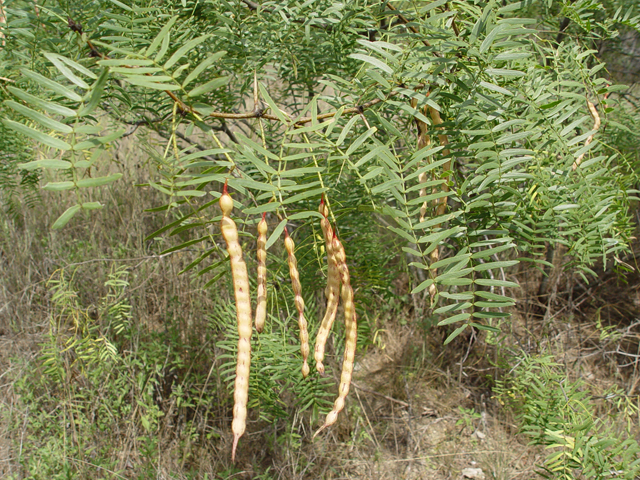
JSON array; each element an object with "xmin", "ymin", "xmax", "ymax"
[
  {"xmin": 220, "ymin": 183, "xmax": 253, "ymax": 463},
  {"xmin": 314, "ymin": 235, "xmax": 357, "ymax": 437},
  {"xmin": 427, "ymin": 106, "xmax": 451, "ymax": 299},
  {"xmin": 314, "ymin": 201, "xmax": 341, "ymax": 374},
  {"xmin": 410, "ymin": 98, "xmax": 432, "ymax": 224},
  {"xmin": 284, "ymin": 229, "xmax": 310, "ymax": 378},
  {"xmin": 572, "ymin": 100, "xmax": 600, "ymax": 170},
  {"xmin": 255, "ymin": 213, "xmax": 268, "ymax": 333}
]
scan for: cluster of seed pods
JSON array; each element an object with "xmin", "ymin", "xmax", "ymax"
[
  {"xmin": 219, "ymin": 186, "xmax": 355, "ymax": 461},
  {"xmin": 313, "ymin": 202, "xmax": 358, "ymax": 438},
  {"xmin": 314, "ymin": 201, "xmax": 340, "ymax": 375}
]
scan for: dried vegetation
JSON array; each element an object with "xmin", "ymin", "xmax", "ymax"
[{"xmin": 1, "ymin": 164, "xmax": 640, "ymax": 479}]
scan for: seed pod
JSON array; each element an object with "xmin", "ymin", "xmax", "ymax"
[
  {"xmin": 572, "ymin": 100, "xmax": 600, "ymax": 170},
  {"xmin": 314, "ymin": 201, "xmax": 341, "ymax": 374},
  {"xmin": 411, "ymin": 98, "xmax": 432, "ymax": 224},
  {"xmin": 427, "ymin": 106, "xmax": 451, "ymax": 299},
  {"xmin": 220, "ymin": 183, "xmax": 253, "ymax": 463},
  {"xmin": 284, "ymin": 229, "xmax": 310, "ymax": 378},
  {"xmin": 314, "ymin": 235, "xmax": 357, "ymax": 437},
  {"xmin": 255, "ymin": 213, "xmax": 268, "ymax": 333}
]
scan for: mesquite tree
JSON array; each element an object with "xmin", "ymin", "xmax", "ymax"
[{"xmin": 1, "ymin": 0, "xmax": 640, "ymax": 447}]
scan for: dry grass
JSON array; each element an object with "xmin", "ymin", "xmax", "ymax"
[{"xmin": 1, "ymin": 155, "xmax": 640, "ymax": 479}]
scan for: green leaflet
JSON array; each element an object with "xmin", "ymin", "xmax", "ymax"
[
  {"xmin": 52, "ymin": 205, "xmax": 81, "ymax": 229},
  {"xmin": 4, "ymin": 101, "xmax": 72, "ymax": 133},
  {"xmin": 2, "ymin": 119, "xmax": 71, "ymax": 150},
  {"xmin": 79, "ymin": 68, "xmax": 109, "ymax": 117},
  {"xmin": 188, "ymin": 76, "xmax": 230, "ymax": 97},
  {"xmin": 345, "ymin": 127, "xmax": 377, "ymax": 156},
  {"xmin": 479, "ymin": 81, "xmax": 513, "ymax": 96},
  {"xmin": 266, "ymin": 220, "xmax": 287, "ymax": 250},
  {"xmin": 7, "ymin": 87, "xmax": 77, "ymax": 117},
  {"xmin": 443, "ymin": 325, "xmax": 469, "ymax": 345},
  {"xmin": 44, "ymin": 53, "xmax": 95, "ymax": 89},
  {"xmin": 259, "ymin": 83, "xmax": 289, "ymax": 124},
  {"xmin": 18, "ymin": 159, "xmax": 72, "ymax": 170},
  {"xmin": 145, "ymin": 16, "xmax": 179, "ymax": 57},
  {"xmin": 164, "ymin": 35, "xmax": 212, "ymax": 69},
  {"xmin": 21, "ymin": 69, "xmax": 82, "ymax": 102},
  {"xmin": 438, "ymin": 312, "xmax": 471, "ymax": 327},
  {"xmin": 183, "ymin": 51, "xmax": 227, "ymax": 88},
  {"xmin": 124, "ymin": 77, "xmax": 181, "ymax": 90},
  {"xmin": 160, "ymin": 235, "xmax": 210, "ymax": 255},
  {"xmin": 43, "ymin": 181, "xmax": 75, "ymax": 191},
  {"xmin": 349, "ymin": 53, "xmax": 393, "ymax": 74},
  {"xmin": 76, "ymin": 174, "xmax": 123, "ymax": 188}
]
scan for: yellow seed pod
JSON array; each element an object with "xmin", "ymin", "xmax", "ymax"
[
  {"xmin": 284, "ymin": 230, "xmax": 310, "ymax": 378},
  {"xmin": 220, "ymin": 193, "xmax": 234, "ymax": 217},
  {"xmin": 220, "ymin": 182, "xmax": 253, "ymax": 462},
  {"xmin": 314, "ymin": 235, "xmax": 357, "ymax": 437},
  {"xmin": 255, "ymin": 214, "xmax": 268, "ymax": 332},
  {"xmin": 315, "ymin": 201, "xmax": 341, "ymax": 374}
]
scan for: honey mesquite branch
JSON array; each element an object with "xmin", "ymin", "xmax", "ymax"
[{"xmin": 67, "ymin": 18, "xmax": 401, "ymax": 127}]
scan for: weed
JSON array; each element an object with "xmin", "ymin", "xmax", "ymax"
[{"xmin": 495, "ymin": 353, "xmax": 640, "ymax": 479}]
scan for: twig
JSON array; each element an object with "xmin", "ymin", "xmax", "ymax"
[
  {"xmin": 241, "ymin": 0, "xmax": 260, "ymax": 10},
  {"xmin": 62, "ymin": 250, "xmax": 187, "ymax": 268},
  {"xmin": 216, "ymin": 120, "xmax": 239, "ymax": 144},
  {"xmin": 344, "ymin": 450, "xmax": 512, "ymax": 462},
  {"xmin": 353, "ymin": 387, "xmax": 382, "ymax": 450},
  {"xmin": 121, "ymin": 115, "xmax": 167, "ymax": 137},
  {"xmin": 386, "ymin": 3, "xmax": 432, "ymax": 49},
  {"xmin": 351, "ymin": 381, "xmax": 409, "ymax": 408},
  {"xmin": 208, "ymin": 96, "xmax": 390, "ymax": 124},
  {"xmin": 68, "ymin": 16, "xmax": 403, "ymax": 128},
  {"xmin": 446, "ymin": 2, "xmax": 460, "ymax": 37}
]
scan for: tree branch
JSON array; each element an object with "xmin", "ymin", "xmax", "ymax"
[
  {"xmin": 555, "ymin": 17, "xmax": 571, "ymax": 47},
  {"xmin": 241, "ymin": 0, "xmax": 260, "ymax": 10},
  {"xmin": 386, "ymin": 3, "xmax": 432, "ymax": 49}
]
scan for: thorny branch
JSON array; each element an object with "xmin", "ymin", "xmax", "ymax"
[
  {"xmin": 66, "ymin": 3, "xmax": 435, "ymax": 131},
  {"xmin": 386, "ymin": 3, "xmax": 433, "ymax": 50},
  {"xmin": 240, "ymin": 0, "xmax": 260, "ymax": 10}
]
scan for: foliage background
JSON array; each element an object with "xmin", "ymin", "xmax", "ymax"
[{"xmin": 1, "ymin": 0, "xmax": 640, "ymax": 478}]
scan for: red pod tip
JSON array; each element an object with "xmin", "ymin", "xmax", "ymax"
[{"xmin": 223, "ymin": 179, "xmax": 229, "ymax": 195}]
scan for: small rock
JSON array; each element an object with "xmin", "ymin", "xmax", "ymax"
[
  {"xmin": 462, "ymin": 467, "xmax": 485, "ymax": 479},
  {"xmin": 473, "ymin": 430, "xmax": 486, "ymax": 440}
]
